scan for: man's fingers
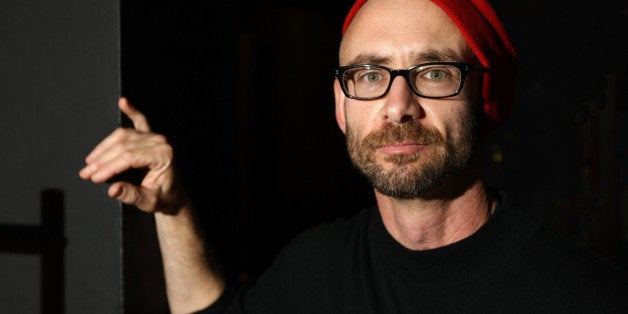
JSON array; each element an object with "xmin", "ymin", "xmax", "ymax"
[
  {"xmin": 83, "ymin": 153, "xmax": 137, "ymax": 183},
  {"xmin": 119, "ymin": 97, "xmax": 151, "ymax": 132},
  {"xmin": 108, "ymin": 182, "xmax": 157, "ymax": 213},
  {"xmin": 81, "ymin": 132, "xmax": 140, "ymax": 182},
  {"xmin": 84, "ymin": 128, "xmax": 129, "ymax": 163},
  {"xmin": 81, "ymin": 128, "xmax": 168, "ymax": 182},
  {"xmin": 85, "ymin": 97, "xmax": 150, "ymax": 163}
]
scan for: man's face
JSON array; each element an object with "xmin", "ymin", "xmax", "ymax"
[{"xmin": 334, "ymin": 0, "xmax": 484, "ymax": 198}]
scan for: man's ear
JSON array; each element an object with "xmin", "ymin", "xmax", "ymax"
[{"xmin": 334, "ymin": 79, "xmax": 347, "ymax": 134}]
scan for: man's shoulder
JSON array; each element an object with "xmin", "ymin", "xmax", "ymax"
[
  {"xmin": 484, "ymin": 190, "xmax": 627, "ymax": 310},
  {"xmin": 512, "ymin": 224, "xmax": 628, "ymax": 310},
  {"xmin": 522, "ymin": 222, "xmax": 627, "ymax": 279},
  {"xmin": 496, "ymin": 191, "xmax": 627, "ymax": 304},
  {"xmin": 498, "ymin": 190, "xmax": 626, "ymax": 274}
]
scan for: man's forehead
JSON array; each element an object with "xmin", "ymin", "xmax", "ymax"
[
  {"xmin": 342, "ymin": 0, "xmax": 444, "ymax": 33},
  {"xmin": 342, "ymin": 0, "xmax": 455, "ymax": 35},
  {"xmin": 343, "ymin": 48, "xmax": 470, "ymax": 67}
]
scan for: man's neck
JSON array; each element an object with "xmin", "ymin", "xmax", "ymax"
[{"xmin": 375, "ymin": 180, "xmax": 495, "ymax": 251}]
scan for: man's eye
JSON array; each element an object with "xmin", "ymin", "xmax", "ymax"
[
  {"xmin": 425, "ymin": 69, "xmax": 448, "ymax": 80},
  {"xmin": 365, "ymin": 72, "xmax": 381, "ymax": 83}
]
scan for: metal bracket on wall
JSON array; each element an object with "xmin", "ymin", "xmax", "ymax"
[{"xmin": 0, "ymin": 189, "xmax": 66, "ymax": 314}]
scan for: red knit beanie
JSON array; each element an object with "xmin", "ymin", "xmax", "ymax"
[{"xmin": 341, "ymin": 0, "xmax": 518, "ymax": 130}]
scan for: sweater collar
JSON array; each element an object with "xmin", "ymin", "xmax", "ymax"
[{"xmin": 369, "ymin": 190, "xmax": 543, "ymax": 289}]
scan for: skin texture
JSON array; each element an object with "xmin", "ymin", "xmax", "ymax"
[{"xmin": 79, "ymin": 0, "xmax": 496, "ymax": 311}]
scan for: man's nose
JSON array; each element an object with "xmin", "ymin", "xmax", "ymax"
[{"xmin": 381, "ymin": 76, "xmax": 422, "ymax": 124}]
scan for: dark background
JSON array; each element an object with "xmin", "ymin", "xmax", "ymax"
[
  {"xmin": 0, "ymin": 0, "xmax": 625, "ymax": 313},
  {"xmin": 122, "ymin": 0, "xmax": 628, "ymax": 311}
]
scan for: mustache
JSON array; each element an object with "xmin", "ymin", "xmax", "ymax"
[{"xmin": 362, "ymin": 121, "xmax": 444, "ymax": 149}]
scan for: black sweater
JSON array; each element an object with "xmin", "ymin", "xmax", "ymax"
[{"xmin": 203, "ymin": 192, "xmax": 627, "ymax": 313}]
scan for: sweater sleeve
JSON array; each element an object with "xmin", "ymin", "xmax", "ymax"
[{"xmin": 192, "ymin": 276, "xmax": 242, "ymax": 314}]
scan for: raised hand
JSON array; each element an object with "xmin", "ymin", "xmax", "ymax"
[{"xmin": 79, "ymin": 97, "xmax": 185, "ymax": 213}]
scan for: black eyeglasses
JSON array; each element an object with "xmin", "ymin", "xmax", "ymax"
[{"xmin": 334, "ymin": 62, "xmax": 488, "ymax": 100}]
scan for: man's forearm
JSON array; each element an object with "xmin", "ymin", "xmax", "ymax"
[{"xmin": 155, "ymin": 205, "xmax": 225, "ymax": 314}]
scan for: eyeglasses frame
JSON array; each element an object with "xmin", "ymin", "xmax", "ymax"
[{"xmin": 333, "ymin": 62, "xmax": 488, "ymax": 100}]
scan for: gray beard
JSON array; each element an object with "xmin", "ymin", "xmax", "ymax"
[{"xmin": 346, "ymin": 115, "xmax": 480, "ymax": 199}]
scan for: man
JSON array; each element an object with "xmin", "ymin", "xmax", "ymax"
[{"xmin": 80, "ymin": 0, "xmax": 627, "ymax": 313}]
